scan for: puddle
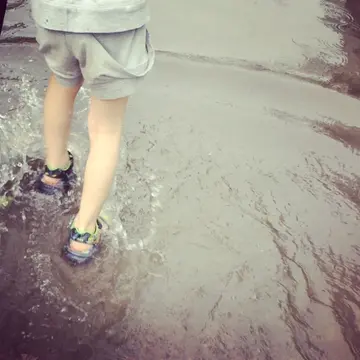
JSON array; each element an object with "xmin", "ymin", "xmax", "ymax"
[{"xmin": 1, "ymin": 1, "xmax": 360, "ymax": 359}]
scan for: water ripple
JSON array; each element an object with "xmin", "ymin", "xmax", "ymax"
[{"xmin": 321, "ymin": 0, "xmax": 359, "ymax": 33}]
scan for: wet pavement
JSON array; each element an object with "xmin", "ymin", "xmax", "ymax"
[{"xmin": 1, "ymin": 0, "xmax": 360, "ymax": 359}]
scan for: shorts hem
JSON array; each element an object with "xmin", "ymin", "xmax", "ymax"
[
  {"xmin": 90, "ymin": 77, "xmax": 145, "ymax": 100},
  {"xmin": 54, "ymin": 74, "xmax": 84, "ymax": 88}
]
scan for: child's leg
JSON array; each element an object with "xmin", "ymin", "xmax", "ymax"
[
  {"xmin": 42, "ymin": 74, "xmax": 82, "ymax": 185},
  {"xmin": 35, "ymin": 25, "xmax": 84, "ymax": 185},
  {"xmin": 69, "ymin": 96, "xmax": 128, "ymax": 252},
  {"xmin": 61, "ymin": 26, "xmax": 154, "ymax": 260}
]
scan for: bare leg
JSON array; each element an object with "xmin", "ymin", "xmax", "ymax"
[
  {"xmin": 71, "ymin": 96, "xmax": 128, "ymax": 252},
  {"xmin": 42, "ymin": 74, "xmax": 82, "ymax": 185}
]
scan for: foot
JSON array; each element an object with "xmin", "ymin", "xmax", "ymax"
[
  {"xmin": 62, "ymin": 218, "xmax": 103, "ymax": 266},
  {"xmin": 36, "ymin": 151, "xmax": 76, "ymax": 195}
]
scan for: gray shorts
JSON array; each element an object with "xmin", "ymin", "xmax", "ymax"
[{"xmin": 35, "ymin": 25, "xmax": 155, "ymax": 100}]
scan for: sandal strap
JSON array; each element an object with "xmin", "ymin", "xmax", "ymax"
[
  {"xmin": 69, "ymin": 219, "xmax": 103, "ymax": 245},
  {"xmin": 44, "ymin": 151, "xmax": 74, "ymax": 179}
]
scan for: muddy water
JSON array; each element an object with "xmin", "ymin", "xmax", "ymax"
[{"xmin": 1, "ymin": 1, "xmax": 360, "ymax": 360}]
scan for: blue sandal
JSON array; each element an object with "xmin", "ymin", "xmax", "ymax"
[
  {"xmin": 36, "ymin": 151, "xmax": 76, "ymax": 195},
  {"xmin": 62, "ymin": 218, "xmax": 103, "ymax": 266}
]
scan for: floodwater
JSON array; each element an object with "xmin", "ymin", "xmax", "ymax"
[{"xmin": 1, "ymin": 0, "xmax": 360, "ymax": 359}]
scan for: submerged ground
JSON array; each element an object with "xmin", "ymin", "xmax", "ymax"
[{"xmin": 1, "ymin": 0, "xmax": 360, "ymax": 359}]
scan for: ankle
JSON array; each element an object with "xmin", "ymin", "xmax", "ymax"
[
  {"xmin": 46, "ymin": 151, "xmax": 71, "ymax": 171},
  {"xmin": 73, "ymin": 215, "xmax": 97, "ymax": 234}
]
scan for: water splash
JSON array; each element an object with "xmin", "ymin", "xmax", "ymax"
[{"xmin": 0, "ymin": 64, "xmax": 163, "ymax": 335}]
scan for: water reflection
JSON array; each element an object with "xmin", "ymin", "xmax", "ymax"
[
  {"xmin": 328, "ymin": 0, "xmax": 360, "ymax": 96},
  {"xmin": 264, "ymin": 105, "xmax": 360, "ymax": 358}
]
